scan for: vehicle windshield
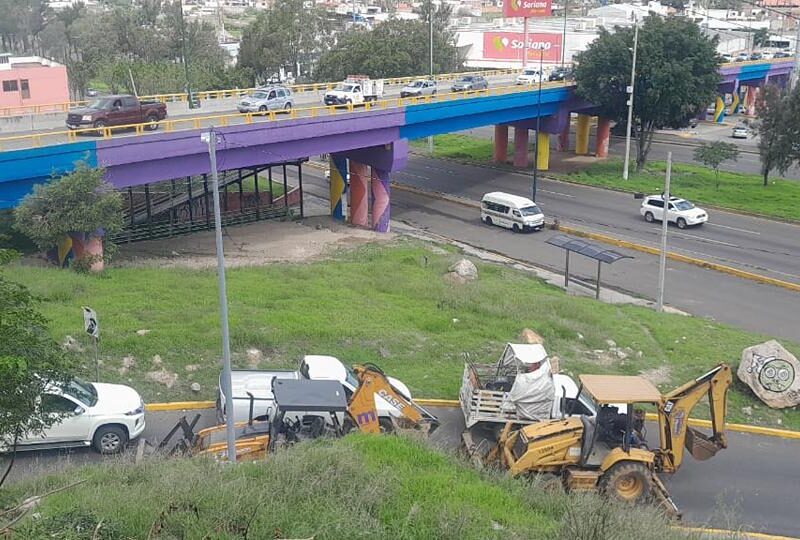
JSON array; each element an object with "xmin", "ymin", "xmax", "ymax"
[
  {"xmin": 523, "ymin": 70, "xmax": 538, "ymax": 76},
  {"xmin": 251, "ymin": 91, "xmax": 268, "ymax": 99},
  {"xmin": 409, "ymin": 81, "xmax": 424, "ymax": 87},
  {"xmin": 335, "ymin": 83, "xmax": 356, "ymax": 92},
  {"xmin": 62, "ymin": 378, "xmax": 98, "ymax": 407},
  {"xmin": 573, "ymin": 386, "xmax": 598, "ymax": 416},
  {"xmin": 87, "ymin": 98, "xmax": 114, "ymax": 109},
  {"xmin": 459, "ymin": 76, "xmax": 474, "ymax": 82},
  {"xmin": 520, "ymin": 205, "xmax": 542, "ymax": 216},
  {"xmin": 673, "ymin": 200, "xmax": 695, "ymax": 211}
]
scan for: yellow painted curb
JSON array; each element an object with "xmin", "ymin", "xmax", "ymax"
[
  {"xmin": 678, "ymin": 526, "xmax": 799, "ymax": 540},
  {"xmin": 643, "ymin": 412, "xmax": 800, "ymax": 440},
  {"xmin": 145, "ymin": 401, "xmax": 215, "ymax": 411},
  {"xmin": 415, "ymin": 398, "xmax": 462, "ymax": 407},
  {"xmin": 556, "ymin": 225, "xmax": 800, "ymax": 294}
]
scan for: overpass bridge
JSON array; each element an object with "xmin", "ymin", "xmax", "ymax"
[{"xmin": 0, "ymin": 58, "xmax": 794, "ymax": 237}]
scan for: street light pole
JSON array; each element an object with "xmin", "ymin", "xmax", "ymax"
[
  {"xmin": 202, "ymin": 127, "xmax": 236, "ymax": 463},
  {"xmin": 428, "ymin": 0, "xmax": 434, "ymax": 155},
  {"xmin": 791, "ymin": 21, "xmax": 800, "ymax": 89},
  {"xmin": 622, "ymin": 21, "xmax": 639, "ymax": 181},
  {"xmin": 532, "ymin": 50, "xmax": 544, "ymax": 202},
  {"xmin": 656, "ymin": 152, "xmax": 672, "ymax": 312},
  {"xmin": 561, "ymin": 0, "xmax": 568, "ymax": 69}
]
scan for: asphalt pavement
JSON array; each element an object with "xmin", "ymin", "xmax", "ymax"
[{"xmin": 7, "ymin": 407, "xmax": 799, "ymax": 537}]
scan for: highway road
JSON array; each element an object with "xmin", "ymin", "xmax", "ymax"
[{"xmin": 7, "ymin": 407, "xmax": 800, "ymax": 537}]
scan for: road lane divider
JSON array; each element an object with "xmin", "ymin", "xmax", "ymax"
[{"xmin": 391, "ymin": 183, "xmax": 800, "ymax": 294}]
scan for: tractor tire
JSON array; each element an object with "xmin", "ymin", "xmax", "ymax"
[{"xmin": 600, "ymin": 461, "xmax": 653, "ymax": 504}]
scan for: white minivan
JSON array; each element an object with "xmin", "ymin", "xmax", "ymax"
[{"xmin": 481, "ymin": 192, "xmax": 545, "ymax": 232}]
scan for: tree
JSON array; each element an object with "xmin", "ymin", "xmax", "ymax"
[
  {"xmin": 238, "ymin": 0, "xmax": 335, "ymax": 83},
  {"xmin": 0, "ymin": 274, "xmax": 76, "ymax": 487},
  {"xmin": 14, "ymin": 164, "xmax": 123, "ymax": 268},
  {"xmin": 693, "ymin": 141, "xmax": 739, "ymax": 189},
  {"xmin": 754, "ymin": 84, "xmax": 794, "ymax": 186},
  {"xmin": 752, "ymin": 28, "xmax": 770, "ymax": 49},
  {"xmin": 574, "ymin": 16, "xmax": 720, "ymax": 171}
]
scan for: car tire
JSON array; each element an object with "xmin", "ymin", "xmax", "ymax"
[
  {"xmin": 432, "ymin": 90, "xmax": 437, "ymax": 95},
  {"xmin": 284, "ymin": 102, "xmax": 292, "ymax": 111},
  {"xmin": 258, "ymin": 105, "xmax": 267, "ymax": 114},
  {"xmin": 676, "ymin": 218, "xmax": 687, "ymax": 229},
  {"xmin": 93, "ymin": 120, "xmax": 107, "ymax": 129},
  {"xmin": 512, "ymin": 224, "xmax": 520, "ymax": 233},
  {"xmin": 93, "ymin": 425, "xmax": 128, "ymax": 454},
  {"xmin": 145, "ymin": 114, "xmax": 159, "ymax": 131},
  {"xmin": 644, "ymin": 212, "xmax": 654, "ymax": 223},
  {"xmin": 484, "ymin": 216, "xmax": 493, "ymax": 226}
]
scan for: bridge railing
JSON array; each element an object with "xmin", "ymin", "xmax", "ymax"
[
  {"xmin": 0, "ymin": 67, "xmax": 521, "ymax": 118},
  {"xmin": 0, "ymin": 80, "xmax": 573, "ymax": 152}
]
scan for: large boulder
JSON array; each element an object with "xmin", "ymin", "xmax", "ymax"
[
  {"xmin": 448, "ymin": 259, "xmax": 478, "ymax": 281},
  {"xmin": 519, "ymin": 328, "xmax": 544, "ymax": 345},
  {"xmin": 738, "ymin": 340, "xmax": 800, "ymax": 409}
]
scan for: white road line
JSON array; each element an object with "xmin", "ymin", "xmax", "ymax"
[
  {"xmin": 671, "ymin": 232, "xmax": 739, "ymax": 248},
  {"xmin": 706, "ymin": 222, "xmax": 761, "ymax": 235},
  {"xmin": 539, "ymin": 189, "xmax": 575, "ymax": 198}
]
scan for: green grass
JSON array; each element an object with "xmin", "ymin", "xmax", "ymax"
[
  {"xmin": 5, "ymin": 435, "xmax": 685, "ymax": 539},
  {"xmin": 413, "ymin": 134, "xmax": 800, "ymax": 222},
  {"xmin": 238, "ymin": 174, "xmax": 287, "ymax": 196},
  {"xmin": 4, "ymin": 240, "xmax": 799, "ymax": 429}
]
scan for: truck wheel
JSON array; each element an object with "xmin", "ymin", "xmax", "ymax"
[
  {"xmin": 145, "ymin": 115, "xmax": 159, "ymax": 131},
  {"xmin": 93, "ymin": 120, "xmax": 107, "ymax": 130},
  {"xmin": 600, "ymin": 461, "xmax": 652, "ymax": 504},
  {"xmin": 92, "ymin": 425, "xmax": 128, "ymax": 454}
]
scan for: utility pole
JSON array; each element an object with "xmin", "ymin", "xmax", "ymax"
[
  {"xmin": 532, "ymin": 50, "xmax": 544, "ymax": 202},
  {"xmin": 791, "ymin": 21, "xmax": 800, "ymax": 89},
  {"xmin": 622, "ymin": 21, "xmax": 638, "ymax": 181},
  {"xmin": 522, "ymin": 17, "xmax": 529, "ymax": 68},
  {"xmin": 428, "ymin": 0, "xmax": 435, "ymax": 155},
  {"xmin": 202, "ymin": 127, "xmax": 236, "ymax": 463},
  {"xmin": 561, "ymin": 0, "xmax": 568, "ymax": 69},
  {"xmin": 178, "ymin": 0, "xmax": 195, "ymax": 109},
  {"xmin": 656, "ymin": 152, "xmax": 672, "ymax": 312}
]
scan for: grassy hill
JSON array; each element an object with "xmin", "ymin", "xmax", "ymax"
[{"xmin": 3, "ymin": 435, "xmax": 687, "ymax": 540}]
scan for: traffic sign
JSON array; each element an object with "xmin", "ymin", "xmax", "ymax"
[{"xmin": 83, "ymin": 306, "xmax": 99, "ymax": 339}]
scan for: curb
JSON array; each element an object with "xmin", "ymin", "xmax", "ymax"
[
  {"xmin": 678, "ymin": 526, "xmax": 799, "ymax": 540},
  {"xmin": 144, "ymin": 399, "xmax": 800, "ymax": 441},
  {"xmin": 392, "ymin": 181, "xmax": 800, "ymax": 294}
]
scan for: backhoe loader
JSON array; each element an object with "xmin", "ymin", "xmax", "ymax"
[
  {"xmin": 483, "ymin": 363, "xmax": 732, "ymax": 516},
  {"xmin": 163, "ymin": 363, "xmax": 438, "ymax": 461}
]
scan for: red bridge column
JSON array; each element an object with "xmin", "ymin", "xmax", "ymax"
[
  {"xmin": 513, "ymin": 127, "xmax": 529, "ymax": 168},
  {"xmin": 349, "ymin": 161, "xmax": 369, "ymax": 227},
  {"xmin": 493, "ymin": 125, "xmax": 509, "ymax": 163},
  {"xmin": 595, "ymin": 117, "xmax": 611, "ymax": 158},
  {"xmin": 558, "ymin": 122, "xmax": 570, "ymax": 152}
]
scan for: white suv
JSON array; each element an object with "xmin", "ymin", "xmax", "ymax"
[
  {"xmin": 12, "ymin": 379, "xmax": 146, "ymax": 454},
  {"xmin": 640, "ymin": 195, "xmax": 708, "ymax": 229}
]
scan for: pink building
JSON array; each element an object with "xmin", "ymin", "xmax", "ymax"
[{"xmin": 0, "ymin": 54, "xmax": 70, "ymax": 110}]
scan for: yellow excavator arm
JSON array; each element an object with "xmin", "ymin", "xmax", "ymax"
[
  {"xmin": 350, "ymin": 364, "xmax": 439, "ymax": 434},
  {"xmin": 656, "ymin": 363, "xmax": 732, "ymax": 473}
]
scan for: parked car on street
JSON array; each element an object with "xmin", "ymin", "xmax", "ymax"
[
  {"xmin": 732, "ymin": 125, "xmax": 748, "ymax": 139},
  {"xmin": 9, "ymin": 378, "xmax": 146, "ymax": 454},
  {"xmin": 237, "ymin": 86, "xmax": 294, "ymax": 113},
  {"xmin": 451, "ymin": 75, "xmax": 488, "ymax": 92},
  {"xmin": 640, "ymin": 195, "xmax": 708, "ymax": 229},
  {"xmin": 400, "ymin": 79, "xmax": 437, "ymax": 98},
  {"xmin": 516, "ymin": 69, "xmax": 543, "ymax": 85},
  {"xmin": 66, "ymin": 95, "xmax": 167, "ymax": 131},
  {"xmin": 548, "ymin": 67, "xmax": 574, "ymax": 81}
]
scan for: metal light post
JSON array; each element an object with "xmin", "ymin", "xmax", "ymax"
[
  {"xmin": 561, "ymin": 0, "xmax": 568, "ymax": 69},
  {"xmin": 428, "ymin": 0, "xmax": 435, "ymax": 155},
  {"xmin": 532, "ymin": 50, "xmax": 544, "ymax": 202},
  {"xmin": 202, "ymin": 127, "xmax": 236, "ymax": 463},
  {"xmin": 622, "ymin": 21, "xmax": 639, "ymax": 181},
  {"xmin": 791, "ymin": 22, "xmax": 800, "ymax": 89},
  {"xmin": 656, "ymin": 152, "xmax": 672, "ymax": 312}
]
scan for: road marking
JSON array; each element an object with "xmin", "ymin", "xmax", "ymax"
[
  {"xmin": 678, "ymin": 526, "xmax": 800, "ymax": 540},
  {"xmin": 539, "ymin": 189, "xmax": 575, "ymax": 198},
  {"xmin": 671, "ymin": 231, "xmax": 739, "ymax": 248},
  {"xmin": 706, "ymin": 222, "xmax": 761, "ymax": 235}
]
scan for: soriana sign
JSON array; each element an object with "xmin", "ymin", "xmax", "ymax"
[
  {"xmin": 483, "ymin": 32, "xmax": 563, "ymax": 63},
  {"xmin": 503, "ymin": 0, "xmax": 552, "ymax": 18}
]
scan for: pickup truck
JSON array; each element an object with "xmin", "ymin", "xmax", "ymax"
[
  {"xmin": 323, "ymin": 76, "xmax": 384, "ymax": 105},
  {"xmin": 218, "ymin": 355, "xmax": 413, "ymax": 426},
  {"xmin": 66, "ymin": 94, "xmax": 167, "ymax": 131}
]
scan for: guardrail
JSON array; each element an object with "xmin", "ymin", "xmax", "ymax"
[
  {"xmin": 0, "ymin": 67, "xmax": 522, "ymax": 118},
  {"xmin": 3, "ymin": 56, "xmax": 789, "ymax": 119},
  {"xmin": 0, "ymin": 80, "xmax": 571, "ymax": 151}
]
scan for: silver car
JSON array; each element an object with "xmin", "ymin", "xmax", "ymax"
[
  {"xmin": 400, "ymin": 79, "xmax": 437, "ymax": 98},
  {"xmin": 238, "ymin": 86, "xmax": 294, "ymax": 113}
]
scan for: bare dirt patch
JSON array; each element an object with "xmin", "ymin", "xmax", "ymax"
[
  {"xmin": 115, "ymin": 216, "xmax": 394, "ymax": 269},
  {"xmin": 640, "ymin": 365, "xmax": 672, "ymax": 386}
]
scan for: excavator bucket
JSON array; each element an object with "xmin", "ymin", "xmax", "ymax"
[{"xmin": 685, "ymin": 427, "xmax": 724, "ymax": 461}]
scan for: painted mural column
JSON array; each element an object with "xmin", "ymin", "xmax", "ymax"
[
  {"xmin": 713, "ymin": 95, "xmax": 727, "ymax": 124},
  {"xmin": 730, "ymin": 81, "xmax": 741, "ymax": 116},
  {"xmin": 536, "ymin": 132, "xmax": 550, "ymax": 171},
  {"xmin": 513, "ymin": 127, "xmax": 529, "ymax": 168},
  {"xmin": 49, "ymin": 231, "xmax": 105, "ymax": 272},
  {"xmin": 744, "ymin": 86, "xmax": 759, "ymax": 116},
  {"xmin": 595, "ymin": 117, "xmax": 611, "ymax": 158},
  {"xmin": 493, "ymin": 125, "xmax": 509, "ymax": 163},
  {"xmin": 575, "ymin": 114, "xmax": 590, "ymax": 155},
  {"xmin": 558, "ymin": 122, "xmax": 570, "ymax": 152},
  {"xmin": 371, "ymin": 168, "xmax": 391, "ymax": 233},
  {"xmin": 349, "ymin": 161, "xmax": 370, "ymax": 227},
  {"xmin": 329, "ymin": 154, "xmax": 348, "ymax": 221}
]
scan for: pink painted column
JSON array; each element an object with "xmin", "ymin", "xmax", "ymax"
[
  {"xmin": 595, "ymin": 117, "xmax": 611, "ymax": 158},
  {"xmin": 493, "ymin": 125, "xmax": 509, "ymax": 163},
  {"xmin": 371, "ymin": 168, "xmax": 391, "ymax": 233},
  {"xmin": 745, "ymin": 86, "xmax": 759, "ymax": 116},
  {"xmin": 558, "ymin": 123, "xmax": 570, "ymax": 152},
  {"xmin": 349, "ymin": 161, "xmax": 369, "ymax": 227},
  {"xmin": 513, "ymin": 126, "xmax": 529, "ymax": 168}
]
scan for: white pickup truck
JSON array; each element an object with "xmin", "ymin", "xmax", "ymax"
[
  {"xmin": 323, "ymin": 76, "xmax": 384, "ymax": 105},
  {"xmin": 218, "ymin": 355, "xmax": 412, "ymax": 425}
]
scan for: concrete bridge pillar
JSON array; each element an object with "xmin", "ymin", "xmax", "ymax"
[
  {"xmin": 329, "ymin": 154, "xmax": 348, "ymax": 221},
  {"xmin": 371, "ymin": 168, "xmax": 391, "ymax": 233},
  {"xmin": 349, "ymin": 161, "xmax": 370, "ymax": 227},
  {"xmin": 713, "ymin": 95, "xmax": 727, "ymax": 124},
  {"xmin": 536, "ymin": 132, "xmax": 550, "ymax": 171},
  {"xmin": 513, "ymin": 127, "xmax": 529, "ymax": 168},
  {"xmin": 493, "ymin": 125, "xmax": 509, "ymax": 163},
  {"xmin": 558, "ymin": 122, "xmax": 570, "ymax": 152},
  {"xmin": 575, "ymin": 114, "xmax": 591, "ymax": 155},
  {"xmin": 595, "ymin": 118, "xmax": 611, "ymax": 158},
  {"xmin": 744, "ymin": 86, "xmax": 759, "ymax": 116}
]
